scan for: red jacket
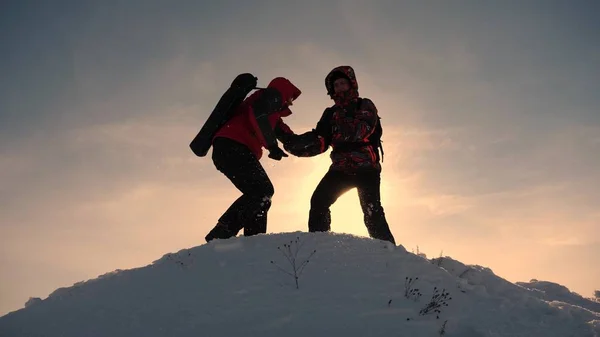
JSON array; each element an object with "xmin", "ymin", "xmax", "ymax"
[{"xmin": 213, "ymin": 77, "xmax": 301, "ymax": 159}]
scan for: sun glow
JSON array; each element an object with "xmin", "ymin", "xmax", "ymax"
[
  {"xmin": 329, "ymin": 189, "xmax": 370, "ymax": 238},
  {"xmin": 288, "ymin": 154, "xmax": 396, "ymax": 239}
]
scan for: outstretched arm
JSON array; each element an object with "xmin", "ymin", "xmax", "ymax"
[
  {"xmin": 275, "ymin": 120, "xmax": 327, "ymax": 157},
  {"xmin": 248, "ymin": 87, "xmax": 285, "ymax": 150}
]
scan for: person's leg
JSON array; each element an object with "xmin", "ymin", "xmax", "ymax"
[
  {"xmin": 356, "ymin": 171, "xmax": 396, "ymax": 245},
  {"xmin": 206, "ymin": 138, "xmax": 274, "ymax": 242},
  {"xmin": 242, "ymin": 182, "xmax": 273, "ymax": 237},
  {"xmin": 308, "ymin": 169, "xmax": 354, "ymax": 232}
]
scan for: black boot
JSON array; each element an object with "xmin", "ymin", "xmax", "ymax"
[
  {"xmin": 364, "ymin": 210, "xmax": 396, "ymax": 245},
  {"xmin": 205, "ymin": 223, "xmax": 236, "ymax": 242}
]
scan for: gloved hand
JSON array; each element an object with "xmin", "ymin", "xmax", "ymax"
[{"xmin": 268, "ymin": 145, "xmax": 288, "ymax": 161}]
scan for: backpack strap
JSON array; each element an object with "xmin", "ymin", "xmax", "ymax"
[
  {"xmin": 359, "ymin": 97, "xmax": 384, "ymax": 163},
  {"xmin": 379, "ymin": 134, "xmax": 384, "ymax": 162}
]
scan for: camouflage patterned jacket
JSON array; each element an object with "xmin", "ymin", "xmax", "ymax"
[{"xmin": 278, "ymin": 65, "xmax": 383, "ymax": 173}]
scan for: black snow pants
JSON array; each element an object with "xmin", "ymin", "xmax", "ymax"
[
  {"xmin": 205, "ymin": 137, "xmax": 274, "ymax": 242},
  {"xmin": 308, "ymin": 169, "xmax": 396, "ymax": 245}
]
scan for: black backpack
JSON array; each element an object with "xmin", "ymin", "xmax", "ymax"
[{"xmin": 189, "ymin": 73, "xmax": 259, "ymax": 157}]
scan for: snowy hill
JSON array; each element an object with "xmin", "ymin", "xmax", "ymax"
[
  {"xmin": 515, "ymin": 279, "xmax": 600, "ymax": 314},
  {"xmin": 0, "ymin": 232, "xmax": 598, "ymax": 337}
]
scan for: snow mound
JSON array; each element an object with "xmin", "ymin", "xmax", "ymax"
[{"xmin": 0, "ymin": 232, "xmax": 598, "ymax": 337}]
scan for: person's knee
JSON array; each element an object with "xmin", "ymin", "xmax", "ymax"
[
  {"xmin": 310, "ymin": 191, "xmax": 332, "ymax": 210},
  {"xmin": 264, "ymin": 180, "xmax": 274, "ymax": 198},
  {"xmin": 260, "ymin": 195, "xmax": 272, "ymax": 211},
  {"xmin": 362, "ymin": 200, "xmax": 384, "ymax": 214},
  {"xmin": 259, "ymin": 181, "xmax": 274, "ymax": 209},
  {"xmin": 366, "ymin": 208, "xmax": 386, "ymax": 222},
  {"xmin": 246, "ymin": 180, "xmax": 274, "ymax": 201}
]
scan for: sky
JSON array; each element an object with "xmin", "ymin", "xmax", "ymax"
[{"xmin": 1, "ymin": 0, "xmax": 599, "ymax": 316}]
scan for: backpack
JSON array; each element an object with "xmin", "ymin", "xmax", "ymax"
[
  {"xmin": 189, "ymin": 73, "xmax": 259, "ymax": 157},
  {"xmin": 357, "ymin": 98, "xmax": 385, "ymax": 162}
]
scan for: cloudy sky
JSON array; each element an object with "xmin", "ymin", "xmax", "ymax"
[{"xmin": 1, "ymin": 0, "xmax": 599, "ymax": 315}]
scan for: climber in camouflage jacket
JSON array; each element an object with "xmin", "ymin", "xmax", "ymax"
[{"xmin": 280, "ymin": 66, "xmax": 396, "ymax": 245}]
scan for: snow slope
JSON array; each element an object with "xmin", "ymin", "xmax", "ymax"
[
  {"xmin": 0, "ymin": 232, "xmax": 598, "ymax": 337},
  {"xmin": 516, "ymin": 279, "xmax": 600, "ymax": 314}
]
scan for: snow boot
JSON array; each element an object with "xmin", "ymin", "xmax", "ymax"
[{"xmin": 205, "ymin": 223, "xmax": 236, "ymax": 242}]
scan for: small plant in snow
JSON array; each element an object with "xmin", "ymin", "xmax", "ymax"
[
  {"xmin": 271, "ymin": 236, "xmax": 316, "ymax": 289},
  {"xmin": 412, "ymin": 245, "xmax": 427, "ymax": 259},
  {"xmin": 388, "ymin": 276, "xmax": 422, "ymax": 306},
  {"xmin": 419, "ymin": 287, "xmax": 452, "ymax": 319},
  {"xmin": 594, "ymin": 290, "xmax": 600, "ymax": 301},
  {"xmin": 431, "ymin": 250, "xmax": 444, "ymax": 267},
  {"xmin": 404, "ymin": 276, "xmax": 422, "ymax": 301},
  {"xmin": 165, "ymin": 251, "xmax": 193, "ymax": 269},
  {"xmin": 439, "ymin": 319, "xmax": 448, "ymax": 335}
]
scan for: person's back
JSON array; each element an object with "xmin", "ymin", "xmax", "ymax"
[{"xmin": 214, "ymin": 77, "xmax": 301, "ymax": 159}]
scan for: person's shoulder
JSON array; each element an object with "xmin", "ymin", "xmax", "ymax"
[
  {"xmin": 241, "ymin": 90, "xmax": 260, "ymax": 108},
  {"xmin": 322, "ymin": 104, "xmax": 336, "ymax": 114},
  {"xmin": 359, "ymin": 97, "xmax": 377, "ymax": 112}
]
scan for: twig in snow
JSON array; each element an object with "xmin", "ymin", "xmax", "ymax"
[{"xmin": 271, "ymin": 236, "xmax": 316, "ymax": 289}]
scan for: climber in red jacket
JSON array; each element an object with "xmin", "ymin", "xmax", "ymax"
[{"xmin": 205, "ymin": 77, "xmax": 302, "ymax": 242}]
